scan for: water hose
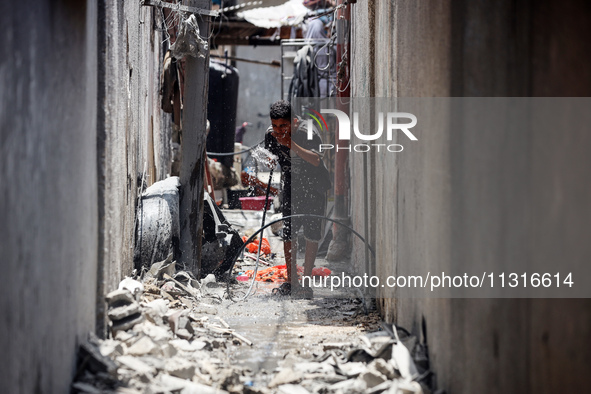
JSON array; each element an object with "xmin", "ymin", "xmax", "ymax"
[
  {"xmin": 226, "ymin": 214, "xmax": 375, "ymax": 302},
  {"xmin": 239, "ymin": 168, "xmax": 274, "ymax": 300},
  {"xmin": 206, "ymin": 141, "xmax": 264, "ymax": 156}
]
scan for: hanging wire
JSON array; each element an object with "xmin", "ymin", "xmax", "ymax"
[
  {"xmin": 209, "ymin": 3, "xmax": 229, "ymax": 44},
  {"xmin": 334, "ymin": 2, "xmax": 351, "ymax": 94},
  {"xmin": 157, "ymin": 2, "xmax": 183, "ymax": 47},
  {"xmin": 197, "ymin": 11, "xmax": 219, "ymax": 41},
  {"xmin": 155, "ymin": 0, "xmax": 220, "ymax": 48}
]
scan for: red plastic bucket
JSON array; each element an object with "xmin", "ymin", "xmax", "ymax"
[{"xmin": 239, "ymin": 196, "xmax": 273, "ymax": 210}]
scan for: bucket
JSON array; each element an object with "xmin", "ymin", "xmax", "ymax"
[{"xmin": 239, "ymin": 196, "xmax": 273, "ymax": 211}]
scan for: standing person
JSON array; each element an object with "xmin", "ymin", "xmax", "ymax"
[
  {"xmin": 265, "ymin": 100, "xmax": 328, "ymax": 298},
  {"xmin": 304, "ymin": 0, "xmax": 336, "ymax": 97},
  {"xmin": 235, "ymin": 121, "xmax": 249, "ymax": 143}
]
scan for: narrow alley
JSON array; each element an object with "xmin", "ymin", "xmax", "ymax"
[{"xmin": 2, "ymin": 1, "xmax": 591, "ymax": 394}]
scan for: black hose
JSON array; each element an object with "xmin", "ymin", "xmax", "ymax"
[
  {"xmin": 226, "ymin": 214, "xmax": 375, "ymax": 301},
  {"xmin": 240, "ymin": 169, "xmax": 274, "ymax": 300},
  {"xmin": 206, "ymin": 141, "xmax": 264, "ymax": 156}
]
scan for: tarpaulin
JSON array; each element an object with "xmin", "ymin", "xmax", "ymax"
[
  {"xmin": 237, "ymin": 0, "xmax": 309, "ymax": 29},
  {"xmin": 245, "ymin": 264, "xmax": 331, "ymax": 282}
]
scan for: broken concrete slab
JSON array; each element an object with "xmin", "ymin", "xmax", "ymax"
[
  {"xmin": 109, "ymin": 303, "xmax": 141, "ymax": 321},
  {"xmin": 390, "ymin": 341, "xmax": 419, "ymax": 381},
  {"xmin": 369, "ymin": 358, "xmax": 398, "ymax": 380},
  {"xmin": 176, "ymin": 328, "xmax": 193, "ymax": 340},
  {"xmin": 194, "ymin": 303, "xmax": 218, "ymax": 315},
  {"xmin": 180, "ymin": 296, "xmax": 194, "ymax": 309},
  {"xmin": 134, "ymin": 321, "xmax": 172, "ymax": 342},
  {"xmin": 367, "ymin": 380, "xmax": 394, "ymax": 394},
  {"xmin": 163, "ymin": 273, "xmax": 201, "ymax": 298},
  {"xmin": 301, "ymin": 373, "xmax": 346, "ymax": 384},
  {"xmin": 169, "ymin": 339, "xmax": 197, "ymax": 353},
  {"xmin": 117, "ymin": 356, "xmax": 156, "ymax": 376},
  {"xmin": 167, "ymin": 309, "xmax": 195, "ymax": 339},
  {"xmin": 335, "ymin": 362, "xmax": 367, "ymax": 378},
  {"xmin": 144, "ymin": 253, "xmax": 176, "ymax": 280},
  {"xmin": 99, "ymin": 340, "xmax": 125, "ymax": 358},
  {"xmin": 143, "ymin": 299, "xmax": 168, "ymax": 322},
  {"xmin": 114, "ymin": 330, "xmax": 136, "ymax": 344},
  {"xmin": 329, "ymin": 378, "xmax": 367, "ymax": 393},
  {"xmin": 158, "ymin": 373, "xmax": 228, "ymax": 394},
  {"xmin": 78, "ymin": 341, "xmax": 118, "ymax": 377},
  {"xmin": 214, "ymin": 367, "xmax": 241, "ymax": 391},
  {"xmin": 269, "ymin": 369, "xmax": 303, "ymax": 388},
  {"xmin": 137, "ymin": 355, "xmax": 166, "ymax": 371},
  {"xmin": 322, "ymin": 342, "xmax": 350, "ymax": 351},
  {"xmin": 387, "ymin": 380, "xmax": 423, "ymax": 394},
  {"xmin": 164, "ymin": 357, "xmax": 196, "ymax": 379},
  {"xmin": 112, "ymin": 313, "xmax": 144, "ymax": 333},
  {"xmin": 293, "ymin": 362, "xmax": 335, "ymax": 375},
  {"xmin": 126, "ymin": 336, "xmax": 159, "ymax": 356},
  {"xmin": 106, "ymin": 289, "xmax": 136, "ymax": 306},
  {"xmin": 360, "ymin": 370, "xmax": 387, "ymax": 389},
  {"xmin": 160, "ymin": 343, "xmax": 178, "ymax": 358},
  {"xmin": 276, "ymin": 384, "xmax": 311, "ymax": 394}
]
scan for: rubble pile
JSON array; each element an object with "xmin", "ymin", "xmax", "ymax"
[
  {"xmin": 72, "ymin": 272, "xmax": 254, "ymax": 394},
  {"xmin": 72, "ymin": 266, "xmax": 440, "ymax": 394},
  {"xmin": 261, "ymin": 327, "xmax": 437, "ymax": 394}
]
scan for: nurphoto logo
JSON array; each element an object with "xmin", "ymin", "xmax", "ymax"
[{"xmin": 305, "ymin": 109, "xmax": 418, "ymax": 153}]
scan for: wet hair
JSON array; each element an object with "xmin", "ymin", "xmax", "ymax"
[{"xmin": 270, "ymin": 100, "xmax": 291, "ymax": 120}]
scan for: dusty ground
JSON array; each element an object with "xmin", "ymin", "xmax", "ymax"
[
  {"xmin": 71, "ymin": 209, "xmax": 431, "ymax": 394},
  {"xmin": 202, "ymin": 208, "xmax": 382, "ymax": 387}
]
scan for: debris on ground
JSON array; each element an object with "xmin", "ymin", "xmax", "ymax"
[
  {"xmin": 243, "ymin": 236, "xmax": 272, "ymax": 255},
  {"xmin": 73, "ymin": 209, "xmax": 442, "ymax": 393},
  {"xmin": 244, "ymin": 265, "xmax": 332, "ymax": 283},
  {"xmin": 72, "ymin": 270, "xmax": 440, "ymax": 394}
]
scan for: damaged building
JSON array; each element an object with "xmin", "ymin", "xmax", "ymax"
[{"xmin": 1, "ymin": 0, "xmax": 591, "ymax": 393}]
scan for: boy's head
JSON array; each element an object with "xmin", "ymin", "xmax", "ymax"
[
  {"xmin": 270, "ymin": 100, "xmax": 294, "ymax": 138},
  {"xmin": 270, "ymin": 100, "xmax": 291, "ymax": 121}
]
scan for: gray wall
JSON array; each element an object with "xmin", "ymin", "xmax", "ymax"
[
  {"xmin": 0, "ymin": 0, "xmax": 169, "ymax": 392},
  {"xmin": 0, "ymin": 1, "xmax": 98, "ymax": 393},
  {"xmin": 236, "ymin": 45, "xmax": 282, "ymax": 148},
  {"xmin": 350, "ymin": 0, "xmax": 591, "ymax": 392},
  {"xmin": 96, "ymin": 0, "xmax": 171, "ymax": 334}
]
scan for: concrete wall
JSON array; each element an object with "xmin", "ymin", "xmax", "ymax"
[
  {"xmin": 0, "ymin": 1, "xmax": 98, "ymax": 392},
  {"xmin": 235, "ymin": 45, "xmax": 282, "ymax": 148},
  {"xmin": 96, "ymin": 0, "xmax": 170, "ymax": 333},
  {"xmin": 350, "ymin": 0, "xmax": 591, "ymax": 392},
  {"xmin": 0, "ymin": 0, "xmax": 170, "ymax": 391}
]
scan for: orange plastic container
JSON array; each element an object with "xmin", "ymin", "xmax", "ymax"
[{"xmin": 239, "ymin": 196, "xmax": 273, "ymax": 210}]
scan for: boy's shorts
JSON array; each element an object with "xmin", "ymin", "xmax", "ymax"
[{"xmin": 281, "ymin": 187, "xmax": 326, "ymax": 242}]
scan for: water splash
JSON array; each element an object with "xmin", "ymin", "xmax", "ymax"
[{"xmin": 251, "ymin": 145, "xmax": 278, "ymax": 170}]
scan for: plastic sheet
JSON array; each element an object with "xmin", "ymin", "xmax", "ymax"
[{"xmin": 170, "ymin": 14, "xmax": 208, "ymax": 60}]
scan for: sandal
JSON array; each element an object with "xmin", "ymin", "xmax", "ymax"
[{"xmin": 272, "ymin": 282, "xmax": 292, "ymax": 296}]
